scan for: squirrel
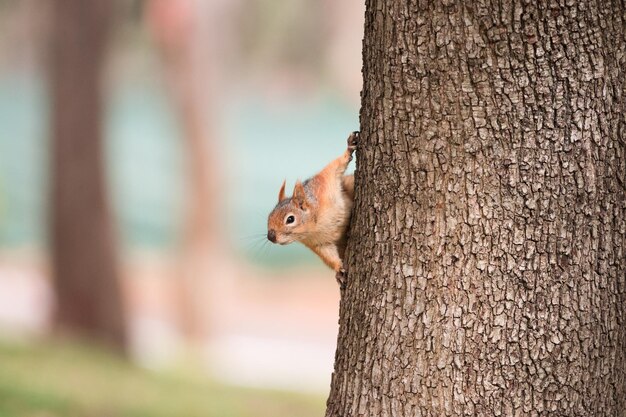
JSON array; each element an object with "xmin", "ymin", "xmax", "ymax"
[{"xmin": 267, "ymin": 131, "xmax": 358, "ymax": 287}]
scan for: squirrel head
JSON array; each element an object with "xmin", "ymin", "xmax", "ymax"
[{"xmin": 267, "ymin": 180, "xmax": 313, "ymax": 245}]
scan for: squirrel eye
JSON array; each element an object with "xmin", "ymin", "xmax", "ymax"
[{"xmin": 286, "ymin": 215, "xmax": 295, "ymax": 224}]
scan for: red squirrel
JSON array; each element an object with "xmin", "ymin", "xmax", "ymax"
[{"xmin": 267, "ymin": 132, "xmax": 358, "ymax": 287}]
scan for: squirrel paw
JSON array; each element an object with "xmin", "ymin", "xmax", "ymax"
[
  {"xmin": 347, "ymin": 131, "xmax": 359, "ymax": 154},
  {"xmin": 335, "ymin": 268, "xmax": 347, "ymax": 290}
]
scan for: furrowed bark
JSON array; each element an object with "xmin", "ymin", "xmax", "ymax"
[{"xmin": 326, "ymin": 1, "xmax": 626, "ymax": 416}]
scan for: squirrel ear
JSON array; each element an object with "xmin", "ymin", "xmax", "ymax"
[
  {"xmin": 278, "ymin": 179, "xmax": 286, "ymax": 202},
  {"xmin": 293, "ymin": 180, "xmax": 308, "ymax": 208}
]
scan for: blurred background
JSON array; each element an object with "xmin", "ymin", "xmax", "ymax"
[{"xmin": 0, "ymin": 0, "xmax": 363, "ymax": 415}]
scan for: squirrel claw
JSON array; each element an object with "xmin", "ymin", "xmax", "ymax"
[
  {"xmin": 335, "ymin": 268, "xmax": 347, "ymax": 290},
  {"xmin": 347, "ymin": 131, "xmax": 359, "ymax": 153}
]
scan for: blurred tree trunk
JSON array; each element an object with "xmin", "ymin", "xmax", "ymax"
[
  {"xmin": 147, "ymin": 0, "xmax": 229, "ymax": 346},
  {"xmin": 50, "ymin": 0, "xmax": 126, "ymax": 350},
  {"xmin": 326, "ymin": 1, "xmax": 625, "ymax": 416}
]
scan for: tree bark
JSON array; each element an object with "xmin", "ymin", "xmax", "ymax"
[
  {"xmin": 326, "ymin": 1, "xmax": 626, "ymax": 416},
  {"xmin": 50, "ymin": 0, "xmax": 127, "ymax": 350}
]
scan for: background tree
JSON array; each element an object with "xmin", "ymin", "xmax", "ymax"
[
  {"xmin": 326, "ymin": 1, "xmax": 625, "ymax": 416},
  {"xmin": 50, "ymin": 0, "xmax": 126, "ymax": 350},
  {"xmin": 146, "ymin": 0, "xmax": 234, "ymax": 346}
]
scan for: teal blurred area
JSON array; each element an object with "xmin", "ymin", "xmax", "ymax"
[
  {"xmin": 0, "ymin": 74, "xmax": 47, "ymax": 248},
  {"xmin": 107, "ymin": 83, "xmax": 185, "ymax": 250},
  {"xmin": 0, "ymin": 74, "xmax": 357, "ymax": 265}
]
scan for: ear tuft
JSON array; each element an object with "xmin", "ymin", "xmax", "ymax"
[
  {"xmin": 278, "ymin": 179, "xmax": 287, "ymax": 202},
  {"xmin": 293, "ymin": 180, "xmax": 308, "ymax": 208}
]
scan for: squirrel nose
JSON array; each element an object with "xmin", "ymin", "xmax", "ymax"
[{"xmin": 267, "ymin": 230, "xmax": 277, "ymax": 243}]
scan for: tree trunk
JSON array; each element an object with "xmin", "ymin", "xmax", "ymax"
[
  {"xmin": 147, "ymin": 0, "xmax": 226, "ymax": 347},
  {"xmin": 326, "ymin": 1, "xmax": 625, "ymax": 416},
  {"xmin": 50, "ymin": 0, "xmax": 126, "ymax": 351}
]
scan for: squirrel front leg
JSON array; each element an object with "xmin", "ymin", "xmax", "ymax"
[
  {"xmin": 318, "ymin": 131, "xmax": 359, "ymax": 181},
  {"xmin": 309, "ymin": 244, "xmax": 347, "ymax": 288},
  {"xmin": 336, "ymin": 131, "xmax": 358, "ymax": 177}
]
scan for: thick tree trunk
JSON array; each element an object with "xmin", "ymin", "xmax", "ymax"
[
  {"xmin": 50, "ymin": 0, "xmax": 126, "ymax": 350},
  {"xmin": 326, "ymin": 1, "xmax": 625, "ymax": 416}
]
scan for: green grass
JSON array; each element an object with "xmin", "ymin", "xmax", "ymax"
[{"xmin": 0, "ymin": 340, "xmax": 325, "ymax": 417}]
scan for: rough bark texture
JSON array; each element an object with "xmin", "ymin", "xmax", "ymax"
[
  {"xmin": 326, "ymin": 1, "xmax": 626, "ymax": 416},
  {"xmin": 50, "ymin": 0, "xmax": 127, "ymax": 350}
]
